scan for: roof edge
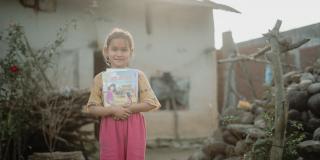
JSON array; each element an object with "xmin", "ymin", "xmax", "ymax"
[{"xmin": 152, "ymin": 0, "xmax": 240, "ymax": 13}]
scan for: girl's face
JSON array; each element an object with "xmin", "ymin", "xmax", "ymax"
[{"xmin": 104, "ymin": 38, "xmax": 132, "ymax": 68}]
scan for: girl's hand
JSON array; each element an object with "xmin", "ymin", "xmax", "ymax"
[{"xmin": 111, "ymin": 106, "xmax": 131, "ymax": 120}]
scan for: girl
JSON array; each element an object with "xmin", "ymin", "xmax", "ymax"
[
  {"xmin": 106, "ymin": 83, "xmax": 116, "ymax": 104},
  {"xmin": 86, "ymin": 28, "xmax": 161, "ymax": 160}
]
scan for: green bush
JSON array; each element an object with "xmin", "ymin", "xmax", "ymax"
[{"xmin": 0, "ymin": 22, "xmax": 70, "ymax": 160}]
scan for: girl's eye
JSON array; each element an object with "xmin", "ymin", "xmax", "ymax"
[
  {"xmin": 111, "ymin": 48, "xmax": 128, "ymax": 52},
  {"xmin": 121, "ymin": 48, "xmax": 128, "ymax": 52}
]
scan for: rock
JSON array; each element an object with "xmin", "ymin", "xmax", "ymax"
[
  {"xmin": 211, "ymin": 129, "xmax": 224, "ymax": 142},
  {"xmin": 288, "ymin": 109, "xmax": 302, "ymax": 121},
  {"xmin": 222, "ymin": 107, "xmax": 238, "ymax": 116},
  {"xmin": 284, "ymin": 71, "xmax": 300, "ymax": 86},
  {"xmin": 188, "ymin": 150, "xmax": 210, "ymax": 160},
  {"xmin": 254, "ymin": 115, "xmax": 267, "ymax": 129},
  {"xmin": 252, "ymin": 106, "xmax": 265, "ymax": 116},
  {"xmin": 287, "ymin": 83, "xmax": 300, "ymax": 93},
  {"xmin": 301, "ymin": 111, "xmax": 310, "ymax": 123},
  {"xmin": 313, "ymin": 127, "xmax": 320, "ymax": 141},
  {"xmin": 201, "ymin": 141, "xmax": 227, "ymax": 156},
  {"xmin": 226, "ymin": 124, "xmax": 266, "ymax": 139},
  {"xmin": 225, "ymin": 145, "xmax": 236, "ymax": 157},
  {"xmin": 308, "ymin": 83, "xmax": 320, "ymax": 95},
  {"xmin": 308, "ymin": 93, "xmax": 320, "ymax": 117},
  {"xmin": 299, "ymin": 80, "xmax": 313, "ymax": 90},
  {"xmin": 315, "ymin": 69, "xmax": 320, "ymax": 75},
  {"xmin": 300, "ymin": 73, "xmax": 315, "ymax": 82},
  {"xmin": 308, "ymin": 110, "xmax": 319, "ymax": 119},
  {"xmin": 240, "ymin": 112, "xmax": 254, "ymax": 124},
  {"xmin": 297, "ymin": 140, "xmax": 320, "ymax": 159},
  {"xmin": 213, "ymin": 154, "xmax": 225, "ymax": 160},
  {"xmin": 288, "ymin": 90, "xmax": 309, "ymax": 111},
  {"xmin": 304, "ymin": 66, "xmax": 314, "ymax": 73},
  {"xmin": 303, "ymin": 131, "xmax": 313, "ymax": 140},
  {"xmin": 250, "ymin": 139, "xmax": 272, "ymax": 160},
  {"xmin": 291, "ymin": 74, "xmax": 302, "ymax": 83},
  {"xmin": 314, "ymin": 59, "xmax": 320, "ymax": 69},
  {"xmin": 234, "ymin": 140, "xmax": 251, "ymax": 156},
  {"xmin": 221, "ymin": 108, "xmax": 254, "ymax": 124},
  {"xmin": 222, "ymin": 130, "xmax": 238, "ymax": 145},
  {"xmin": 224, "ymin": 157, "xmax": 242, "ymax": 160},
  {"xmin": 316, "ymin": 75, "xmax": 320, "ymax": 82},
  {"xmin": 306, "ymin": 118, "xmax": 320, "ymax": 133}
]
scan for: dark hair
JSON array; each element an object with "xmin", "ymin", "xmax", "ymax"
[
  {"xmin": 104, "ymin": 28, "xmax": 134, "ymax": 50},
  {"xmin": 108, "ymin": 84, "xmax": 116, "ymax": 91}
]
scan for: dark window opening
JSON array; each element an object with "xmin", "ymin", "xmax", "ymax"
[
  {"xmin": 150, "ymin": 72, "xmax": 190, "ymax": 111},
  {"xmin": 19, "ymin": 0, "xmax": 57, "ymax": 12}
]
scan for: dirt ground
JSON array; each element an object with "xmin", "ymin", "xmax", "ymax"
[{"xmin": 146, "ymin": 147, "xmax": 196, "ymax": 160}]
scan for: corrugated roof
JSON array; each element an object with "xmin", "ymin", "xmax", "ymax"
[{"xmin": 153, "ymin": 0, "xmax": 240, "ymax": 13}]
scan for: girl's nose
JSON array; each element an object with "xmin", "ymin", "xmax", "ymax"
[{"xmin": 116, "ymin": 51, "xmax": 125, "ymax": 55}]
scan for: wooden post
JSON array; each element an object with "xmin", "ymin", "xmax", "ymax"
[
  {"xmin": 171, "ymin": 96, "xmax": 180, "ymax": 140},
  {"xmin": 265, "ymin": 20, "xmax": 288, "ymax": 160},
  {"xmin": 222, "ymin": 31, "xmax": 238, "ymax": 110}
]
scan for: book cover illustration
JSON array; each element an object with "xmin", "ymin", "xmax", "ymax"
[{"xmin": 102, "ymin": 69, "xmax": 138, "ymax": 107}]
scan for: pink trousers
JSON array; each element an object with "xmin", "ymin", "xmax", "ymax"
[{"xmin": 99, "ymin": 113, "xmax": 146, "ymax": 160}]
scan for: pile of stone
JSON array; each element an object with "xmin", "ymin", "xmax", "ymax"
[
  {"xmin": 285, "ymin": 58, "xmax": 320, "ymax": 160},
  {"xmin": 188, "ymin": 103, "xmax": 268, "ymax": 160},
  {"xmin": 188, "ymin": 59, "xmax": 320, "ymax": 160}
]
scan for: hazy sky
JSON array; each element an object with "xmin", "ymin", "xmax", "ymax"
[{"xmin": 213, "ymin": 0, "xmax": 320, "ymax": 48}]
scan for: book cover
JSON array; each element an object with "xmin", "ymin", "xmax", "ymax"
[{"xmin": 102, "ymin": 68, "xmax": 139, "ymax": 107}]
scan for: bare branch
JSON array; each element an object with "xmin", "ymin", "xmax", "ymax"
[
  {"xmin": 281, "ymin": 38, "xmax": 310, "ymax": 52},
  {"xmin": 251, "ymin": 45, "xmax": 271, "ymax": 58},
  {"xmin": 272, "ymin": 20, "xmax": 282, "ymax": 33}
]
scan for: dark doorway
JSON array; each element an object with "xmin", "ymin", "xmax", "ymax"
[{"xmin": 94, "ymin": 50, "xmax": 107, "ymax": 75}]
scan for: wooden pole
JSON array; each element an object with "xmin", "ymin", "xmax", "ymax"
[
  {"xmin": 171, "ymin": 96, "xmax": 180, "ymax": 140},
  {"xmin": 265, "ymin": 20, "xmax": 288, "ymax": 160},
  {"xmin": 222, "ymin": 31, "xmax": 238, "ymax": 110}
]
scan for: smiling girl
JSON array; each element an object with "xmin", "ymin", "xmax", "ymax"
[{"xmin": 86, "ymin": 28, "xmax": 161, "ymax": 160}]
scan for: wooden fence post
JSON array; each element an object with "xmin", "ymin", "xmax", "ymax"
[
  {"xmin": 222, "ymin": 31, "xmax": 238, "ymax": 110},
  {"xmin": 265, "ymin": 20, "xmax": 288, "ymax": 160}
]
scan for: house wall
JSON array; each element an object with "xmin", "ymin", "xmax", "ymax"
[
  {"xmin": 0, "ymin": 0, "xmax": 96, "ymax": 91},
  {"xmin": 0, "ymin": 0, "xmax": 218, "ymax": 139}
]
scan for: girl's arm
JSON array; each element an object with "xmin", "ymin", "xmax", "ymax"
[
  {"xmin": 86, "ymin": 105, "xmax": 114, "ymax": 117},
  {"xmin": 130, "ymin": 70, "xmax": 161, "ymax": 113},
  {"xmin": 87, "ymin": 104, "xmax": 131, "ymax": 119},
  {"xmin": 124, "ymin": 102, "xmax": 157, "ymax": 114}
]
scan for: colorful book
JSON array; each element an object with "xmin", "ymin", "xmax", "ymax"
[{"xmin": 102, "ymin": 68, "xmax": 139, "ymax": 107}]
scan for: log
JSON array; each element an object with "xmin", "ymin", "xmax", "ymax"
[
  {"xmin": 266, "ymin": 20, "xmax": 288, "ymax": 160},
  {"xmin": 222, "ymin": 31, "xmax": 238, "ymax": 110}
]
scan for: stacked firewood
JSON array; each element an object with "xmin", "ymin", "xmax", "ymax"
[{"xmin": 27, "ymin": 90, "xmax": 98, "ymax": 159}]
